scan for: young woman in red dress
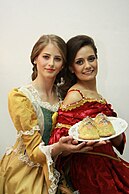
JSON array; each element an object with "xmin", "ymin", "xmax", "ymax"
[{"xmin": 49, "ymin": 35, "xmax": 129, "ymax": 194}]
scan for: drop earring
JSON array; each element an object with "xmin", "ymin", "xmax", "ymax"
[{"xmin": 57, "ymin": 77, "xmax": 65, "ymax": 87}]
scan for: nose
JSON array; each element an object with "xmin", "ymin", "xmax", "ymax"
[
  {"xmin": 84, "ymin": 59, "xmax": 91, "ymax": 68},
  {"xmin": 49, "ymin": 57, "xmax": 54, "ymax": 67}
]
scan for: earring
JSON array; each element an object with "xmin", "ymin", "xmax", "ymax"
[
  {"xmin": 57, "ymin": 77, "xmax": 65, "ymax": 87},
  {"xmin": 69, "ymin": 67, "xmax": 74, "ymax": 73}
]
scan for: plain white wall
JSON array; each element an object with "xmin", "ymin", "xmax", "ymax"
[{"xmin": 0, "ymin": 0, "xmax": 129, "ymax": 161}]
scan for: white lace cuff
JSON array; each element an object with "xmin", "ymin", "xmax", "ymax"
[{"xmin": 39, "ymin": 142, "xmax": 60, "ymax": 194}]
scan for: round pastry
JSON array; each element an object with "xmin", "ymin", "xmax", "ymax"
[
  {"xmin": 94, "ymin": 113, "xmax": 115, "ymax": 137},
  {"xmin": 78, "ymin": 116, "xmax": 100, "ymax": 140}
]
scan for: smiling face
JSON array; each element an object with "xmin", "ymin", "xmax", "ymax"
[
  {"xmin": 71, "ymin": 45, "xmax": 98, "ymax": 82},
  {"xmin": 34, "ymin": 43, "xmax": 63, "ymax": 80}
]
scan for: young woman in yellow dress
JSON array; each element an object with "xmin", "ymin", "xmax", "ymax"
[{"xmin": 0, "ymin": 34, "xmax": 88, "ymax": 194}]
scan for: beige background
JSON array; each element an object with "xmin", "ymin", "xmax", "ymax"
[{"xmin": 0, "ymin": 0, "xmax": 129, "ymax": 161}]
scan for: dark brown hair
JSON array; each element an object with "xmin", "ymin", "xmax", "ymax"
[{"xmin": 62, "ymin": 35, "xmax": 98, "ymax": 97}]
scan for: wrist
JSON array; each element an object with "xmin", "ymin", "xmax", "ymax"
[{"xmin": 51, "ymin": 142, "xmax": 62, "ymax": 158}]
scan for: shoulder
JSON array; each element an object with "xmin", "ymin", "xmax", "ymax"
[
  {"xmin": 62, "ymin": 87, "xmax": 83, "ymax": 106},
  {"xmin": 8, "ymin": 84, "xmax": 35, "ymax": 101},
  {"xmin": 8, "ymin": 86, "xmax": 34, "ymax": 107},
  {"xmin": 8, "ymin": 88, "xmax": 26, "ymax": 100},
  {"xmin": 8, "ymin": 87, "xmax": 38, "ymax": 123}
]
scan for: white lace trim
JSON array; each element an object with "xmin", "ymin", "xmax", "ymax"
[
  {"xmin": 17, "ymin": 125, "xmax": 40, "ymax": 138},
  {"xmin": 5, "ymin": 137, "xmax": 41, "ymax": 167},
  {"xmin": 27, "ymin": 84, "xmax": 60, "ymax": 112},
  {"xmin": 18, "ymin": 152, "xmax": 40, "ymax": 167},
  {"xmin": 74, "ymin": 191, "xmax": 80, "ymax": 194},
  {"xmin": 19, "ymin": 85, "xmax": 44, "ymax": 135},
  {"xmin": 18, "ymin": 84, "xmax": 60, "ymax": 192},
  {"xmin": 5, "ymin": 146, "xmax": 14, "ymax": 155},
  {"xmin": 19, "ymin": 84, "xmax": 61, "ymax": 136},
  {"xmin": 39, "ymin": 142, "xmax": 60, "ymax": 194}
]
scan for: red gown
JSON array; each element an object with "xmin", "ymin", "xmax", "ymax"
[{"xmin": 49, "ymin": 90, "xmax": 129, "ymax": 194}]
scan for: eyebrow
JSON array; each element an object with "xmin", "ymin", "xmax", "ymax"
[
  {"xmin": 75, "ymin": 54, "xmax": 96, "ymax": 60},
  {"xmin": 75, "ymin": 57, "xmax": 83, "ymax": 61},
  {"xmin": 43, "ymin": 53, "xmax": 62, "ymax": 57}
]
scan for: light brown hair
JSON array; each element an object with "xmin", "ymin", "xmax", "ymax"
[{"xmin": 30, "ymin": 34, "xmax": 67, "ymax": 83}]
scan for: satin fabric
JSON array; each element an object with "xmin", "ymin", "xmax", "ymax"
[
  {"xmin": 49, "ymin": 94, "xmax": 129, "ymax": 194},
  {"xmin": 0, "ymin": 86, "xmax": 60, "ymax": 194}
]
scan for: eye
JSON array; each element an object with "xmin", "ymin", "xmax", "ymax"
[
  {"xmin": 43, "ymin": 55, "xmax": 49, "ymax": 59},
  {"xmin": 88, "ymin": 55, "xmax": 96, "ymax": 62},
  {"xmin": 75, "ymin": 59, "xmax": 84, "ymax": 65},
  {"xmin": 54, "ymin": 57, "xmax": 62, "ymax": 62}
]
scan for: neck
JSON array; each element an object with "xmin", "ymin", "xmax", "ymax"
[
  {"xmin": 32, "ymin": 77, "xmax": 55, "ymax": 97},
  {"xmin": 77, "ymin": 79, "xmax": 97, "ymax": 92}
]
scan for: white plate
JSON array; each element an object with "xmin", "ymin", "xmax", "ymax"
[{"xmin": 68, "ymin": 117, "xmax": 128, "ymax": 142}]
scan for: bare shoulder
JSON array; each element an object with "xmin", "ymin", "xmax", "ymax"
[{"xmin": 62, "ymin": 88, "xmax": 83, "ymax": 106}]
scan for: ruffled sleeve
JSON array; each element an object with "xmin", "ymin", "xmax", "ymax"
[{"xmin": 8, "ymin": 88, "xmax": 51, "ymax": 165}]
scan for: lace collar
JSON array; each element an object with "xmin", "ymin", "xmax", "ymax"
[{"xmin": 21, "ymin": 84, "xmax": 61, "ymax": 112}]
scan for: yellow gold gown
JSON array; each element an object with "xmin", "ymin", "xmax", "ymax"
[{"xmin": 0, "ymin": 84, "xmax": 60, "ymax": 194}]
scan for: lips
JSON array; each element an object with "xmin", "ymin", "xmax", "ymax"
[
  {"xmin": 45, "ymin": 68, "xmax": 55, "ymax": 72},
  {"xmin": 82, "ymin": 70, "xmax": 94, "ymax": 74}
]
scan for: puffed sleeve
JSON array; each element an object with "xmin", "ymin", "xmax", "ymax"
[{"xmin": 8, "ymin": 88, "xmax": 50, "ymax": 165}]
